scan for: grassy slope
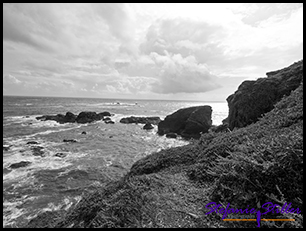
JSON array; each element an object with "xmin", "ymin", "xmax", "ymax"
[{"xmin": 27, "ymin": 81, "xmax": 303, "ymax": 228}]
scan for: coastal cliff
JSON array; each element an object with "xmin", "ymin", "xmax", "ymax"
[
  {"xmin": 26, "ymin": 60, "xmax": 303, "ymax": 228},
  {"xmin": 226, "ymin": 60, "xmax": 303, "ymax": 130}
]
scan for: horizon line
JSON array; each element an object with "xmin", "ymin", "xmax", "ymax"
[{"xmin": 3, "ymin": 94, "xmax": 227, "ymax": 103}]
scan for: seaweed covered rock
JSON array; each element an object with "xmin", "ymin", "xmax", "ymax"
[
  {"xmin": 227, "ymin": 60, "xmax": 303, "ymax": 130},
  {"xmin": 158, "ymin": 106, "xmax": 212, "ymax": 139}
]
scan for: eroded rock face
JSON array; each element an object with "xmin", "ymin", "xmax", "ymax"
[
  {"xmin": 158, "ymin": 106, "xmax": 212, "ymax": 139},
  {"xmin": 226, "ymin": 60, "xmax": 303, "ymax": 130}
]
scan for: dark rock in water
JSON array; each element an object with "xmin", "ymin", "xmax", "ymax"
[
  {"xmin": 227, "ymin": 60, "xmax": 303, "ymax": 130},
  {"xmin": 143, "ymin": 123, "xmax": 154, "ymax": 130},
  {"xmin": 36, "ymin": 115, "xmax": 60, "ymax": 122},
  {"xmin": 99, "ymin": 111, "xmax": 112, "ymax": 117},
  {"xmin": 36, "ymin": 112, "xmax": 74, "ymax": 124},
  {"xmin": 27, "ymin": 141, "xmax": 39, "ymax": 145},
  {"xmin": 36, "ymin": 111, "xmax": 112, "ymax": 124},
  {"xmin": 3, "ymin": 167, "xmax": 11, "ymax": 175},
  {"xmin": 75, "ymin": 111, "xmax": 104, "ymax": 123},
  {"xmin": 32, "ymin": 146, "xmax": 45, "ymax": 157},
  {"xmin": 10, "ymin": 161, "xmax": 31, "ymax": 169},
  {"xmin": 158, "ymin": 106, "xmax": 212, "ymax": 139},
  {"xmin": 64, "ymin": 112, "xmax": 77, "ymax": 123},
  {"xmin": 120, "ymin": 116, "xmax": 161, "ymax": 125},
  {"xmin": 81, "ymin": 131, "xmax": 87, "ymax": 135},
  {"xmin": 166, "ymin": 133, "xmax": 177, "ymax": 138},
  {"xmin": 3, "ymin": 145, "xmax": 11, "ymax": 151},
  {"xmin": 109, "ymin": 136, "xmax": 113, "ymax": 138},
  {"xmin": 103, "ymin": 117, "xmax": 111, "ymax": 121},
  {"xmin": 63, "ymin": 139, "xmax": 77, "ymax": 143},
  {"xmin": 54, "ymin": 153, "xmax": 67, "ymax": 158},
  {"xmin": 105, "ymin": 120, "xmax": 115, "ymax": 124}
]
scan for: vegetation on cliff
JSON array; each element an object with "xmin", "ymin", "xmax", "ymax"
[{"xmin": 26, "ymin": 64, "xmax": 303, "ymax": 228}]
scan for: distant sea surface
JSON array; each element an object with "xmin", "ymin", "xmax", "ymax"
[{"xmin": 3, "ymin": 95, "xmax": 228, "ymax": 227}]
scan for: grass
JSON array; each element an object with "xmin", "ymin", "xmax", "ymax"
[{"xmin": 26, "ymin": 80, "xmax": 303, "ymax": 228}]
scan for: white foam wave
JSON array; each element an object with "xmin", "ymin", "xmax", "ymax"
[
  {"xmin": 3, "ymin": 200, "xmax": 25, "ymax": 227},
  {"xmin": 3, "ymin": 155, "xmax": 73, "ymax": 184},
  {"xmin": 4, "ymin": 115, "xmax": 43, "ymax": 126},
  {"xmin": 31, "ymin": 120, "xmax": 68, "ymax": 128},
  {"xmin": 3, "ymin": 195, "xmax": 41, "ymax": 228}
]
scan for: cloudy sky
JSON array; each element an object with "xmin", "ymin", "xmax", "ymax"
[{"xmin": 3, "ymin": 3, "xmax": 303, "ymax": 101}]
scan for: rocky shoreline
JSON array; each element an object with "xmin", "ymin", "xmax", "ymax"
[
  {"xmin": 36, "ymin": 111, "xmax": 113, "ymax": 124},
  {"xmin": 25, "ymin": 60, "xmax": 303, "ymax": 228}
]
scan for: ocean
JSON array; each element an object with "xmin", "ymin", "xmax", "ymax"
[{"xmin": 3, "ymin": 95, "xmax": 228, "ymax": 227}]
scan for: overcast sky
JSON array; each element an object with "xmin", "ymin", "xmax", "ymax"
[{"xmin": 3, "ymin": 3, "xmax": 303, "ymax": 101}]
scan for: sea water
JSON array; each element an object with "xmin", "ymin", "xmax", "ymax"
[{"xmin": 3, "ymin": 95, "xmax": 228, "ymax": 227}]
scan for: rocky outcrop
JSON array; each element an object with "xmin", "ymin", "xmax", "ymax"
[
  {"xmin": 120, "ymin": 116, "xmax": 161, "ymax": 125},
  {"xmin": 143, "ymin": 123, "xmax": 154, "ymax": 130},
  {"xmin": 227, "ymin": 60, "xmax": 303, "ymax": 130},
  {"xmin": 63, "ymin": 139, "xmax": 77, "ymax": 143},
  {"xmin": 10, "ymin": 161, "xmax": 31, "ymax": 169},
  {"xmin": 36, "ymin": 111, "xmax": 112, "ymax": 124},
  {"xmin": 54, "ymin": 153, "xmax": 67, "ymax": 158},
  {"xmin": 26, "ymin": 141, "xmax": 39, "ymax": 145},
  {"xmin": 209, "ymin": 117, "xmax": 229, "ymax": 133},
  {"xmin": 3, "ymin": 145, "xmax": 11, "ymax": 151},
  {"xmin": 99, "ymin": 111, "xmax": 112, "ymax": 117},
  {"xmin": 158, "ymin": 106, "xmax": 212, "ymax": 139},
  {"xmin": 63, "ymin": 112, "xmax": 77, "ymax": 123},
  {"xmin": 75, "ymin": 111, "xmax": 103, "ymax": 124}
]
